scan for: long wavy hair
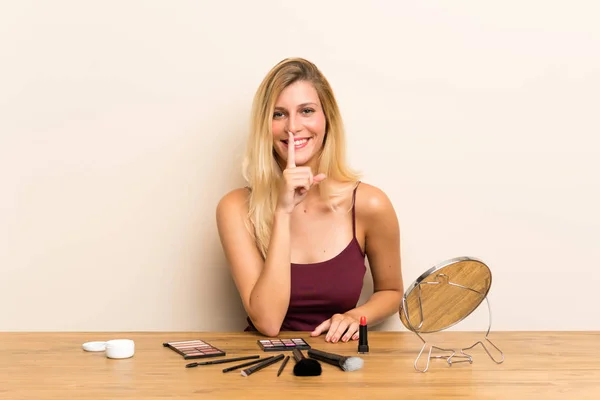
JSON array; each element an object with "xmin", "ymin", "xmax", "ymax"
[{"xmin": 242, "ymin": 58, "xmax": 360, "ymax": 259}]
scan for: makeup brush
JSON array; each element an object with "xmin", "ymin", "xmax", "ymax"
[
  {"xmin": 186, "ymin": 355, "xmax": 259, "ymax": 368},
  {"xmin": 241, "ymin": 354, "xmax": 285, "ymax": 377},
  {"xmin": 307, "ymin": 348, "xmax": 364, "ymax": 372},
  {"xmin": 222, "ymin": 356, "xmax": 274, "ymax": 373},
  {"xmin": 292, "ymin": 348, "xmax": 322, "ymax": 376},
  {"xmin": 277, "ymin": 355, "xmax": 290, "ymax": 377}
]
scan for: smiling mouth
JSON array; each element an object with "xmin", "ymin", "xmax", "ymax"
[{"xmin": 282, "ymin": 138, "xmax": 310, "ymax": 146}]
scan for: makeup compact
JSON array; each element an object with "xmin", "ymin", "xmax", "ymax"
[
  {"xmin": 257, "ymin": 338, "xmax": 311, "ymax": 352},
  {"xmin": 162, "ymin": 339, "xmax": 226, "ymax": 360}
]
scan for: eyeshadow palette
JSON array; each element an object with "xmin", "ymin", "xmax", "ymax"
[
  {"xmin": 257, "ymin": 338, "xmax": 311, "ymax": 352},
  {"xmin": 162, "ymin": 339, "xmax": 226, "ymax": 360}
]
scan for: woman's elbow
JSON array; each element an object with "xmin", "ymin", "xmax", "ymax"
[
  {"xmin": 259, "ymin": 326, "xmax": 281, "ymax": 338},
  {"xmin": 248, "ymin": 316, "xmax": 281, "ymax": 337}
]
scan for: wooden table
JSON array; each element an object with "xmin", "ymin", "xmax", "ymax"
[{"xmin": 1, "ymin": 331, "xmax": 599, "ymax": 399}]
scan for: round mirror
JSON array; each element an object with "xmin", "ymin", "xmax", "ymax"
[{"xmin": 399, "ymin": 256, "xmax": 492, "ymax": 333}]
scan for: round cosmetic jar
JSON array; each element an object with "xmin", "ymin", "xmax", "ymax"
[{"xmin": 104, "ymin": 339, "xmax": 135, "ymax": 359}]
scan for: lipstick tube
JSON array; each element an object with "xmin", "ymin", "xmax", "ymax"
[{"xmin": 358, "ymin": 316, "xmax": 369, "ymax": 354}]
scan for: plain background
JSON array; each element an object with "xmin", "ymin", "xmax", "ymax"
[{"xmin": 1, "ymin": 0, "xmax": 599, "ymax": 333}]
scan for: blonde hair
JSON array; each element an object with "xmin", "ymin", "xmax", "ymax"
[{"xmin": 242, "ymin": 58, "xmax": 360, "ymax": 258}]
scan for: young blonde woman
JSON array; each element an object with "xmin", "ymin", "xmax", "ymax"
[{"xmin": 216, "ymin": 58, "xmax": 404, "ymax": 342}]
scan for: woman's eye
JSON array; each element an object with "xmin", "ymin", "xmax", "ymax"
[
  {"xmin": 273, "ymin": 111, "xmax": 284, "ymax": 118},
  {"xmin": 302, "ymin": 108, "xmax": 314, "ymax": 115}
]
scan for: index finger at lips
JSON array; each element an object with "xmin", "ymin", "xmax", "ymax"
[{"xmin": 287, "ymin": 130, "xmax": 296, "ymax": 168}]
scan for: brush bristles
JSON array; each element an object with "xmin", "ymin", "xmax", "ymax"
[
  {"xmin": 341, "ymin": 356, "xmax": 364, "ymax": 372},
  {"xmin": 293, "ymin": 359, "xmax": 322, "ymax": 376},
  {"xmin": 307, "ymin": 349, "xmax": 365, "ymax": 373}
]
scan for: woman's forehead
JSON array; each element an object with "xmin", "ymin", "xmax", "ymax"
[{"xmin": 275, "ymin": 81, "xmax": 320, "ymax": 107}]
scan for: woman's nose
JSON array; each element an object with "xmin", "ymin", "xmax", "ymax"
[{"xmin": 286, "ymin": 115, "xmax": 301, "ymax": 134}]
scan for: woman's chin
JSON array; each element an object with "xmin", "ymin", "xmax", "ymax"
[
  {"xmin": 274, "ymin": 147, "xmax": 316, "ymax": 168},
  {"xmin": 293, "ymin": 155, "xmax": 312, "ymax": 166}
]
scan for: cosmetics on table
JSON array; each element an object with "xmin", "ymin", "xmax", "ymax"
[
  {"xmin": 163, "ymin": 339, "xmax": 226, "ymax": 360},
  {"xmin": 307, "ymin": 348, "xmax": 364, "ymax": 372},
  {"xmin": 292, "ymin": 348, "xmax": 322, "ymax": 376},
  {"xmin": 186, "ymin": 355, "xmax": 260, "ymax": 368},
  {"xmin": 358, "ymin": 316, "xmax": 369, "ymax": 354},
  {"xmin": 257, "ymin": 338, "xmax": 311, "ymax": 352},
  {"xmin": 277, "ymin": 355, "xmax": 290, "ymax": 377},
  {"xmin": 82, "ymin": 339, "xmax": 135, "ymax": 359},
  {"xmin": 222, "ymin": 356, "xmax": 275, "ymax": 373},
  {"xmin": 241, "ymin": 353, "xmax": 285, "ymax": 377}
]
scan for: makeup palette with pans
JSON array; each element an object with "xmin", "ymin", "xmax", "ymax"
[
  {"xmin": 163, "ymin": 339, "xmax": 226, "ymax": 360},
  {"xmin": 257, "ymin": 338, "xmax": 311, "ymax": 352}
]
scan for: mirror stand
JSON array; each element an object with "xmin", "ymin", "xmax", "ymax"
[
  {"xmin": 399, "ymin": 258, "xmax": 505, "ymax": 373},
  {"xmin": 404, "ymin": 296, "xmax": 504, "ymax": 373}
]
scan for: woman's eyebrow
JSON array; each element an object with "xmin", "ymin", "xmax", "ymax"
[{"xmin": 274, "ymin": 102, "xmax": 319, "ymax": 110}]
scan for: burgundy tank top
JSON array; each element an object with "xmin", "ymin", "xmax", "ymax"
[{"xmin": 245, "ymin": 183, "xmax": 366, "ymax": 332}]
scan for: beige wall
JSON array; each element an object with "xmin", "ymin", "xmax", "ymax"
[{"xmin": 1, "ymin": 1, "xmax": 599, "ymax": 332}]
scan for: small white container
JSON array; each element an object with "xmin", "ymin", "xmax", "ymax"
[
  {"xmin": 104, "ymin": 339, "xmax": 135, "ymax": 359},
  {"xmin": 82, "ymin": 341, "xmax": 107, "ymax": 352}
]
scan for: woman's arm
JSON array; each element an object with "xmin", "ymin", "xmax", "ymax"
[
  {"xmin": 216, "ymin": 188, "xmax": 292, "ymax": 337},
  {"xmin": 311, "ymin": 184, "xmax": 404, "ymax": 342},
  {"xmin": 217, "ymin": 134, "xmax": 325, "ymax": 336}
]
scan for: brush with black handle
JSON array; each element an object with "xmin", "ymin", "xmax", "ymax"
[
  {"xmin": 292, "ymin": 348, "xmax": 322, "ymax": 376},
  {"xmin": 307, "ymin": 348, "xmax": 364, "ymax": 372}
]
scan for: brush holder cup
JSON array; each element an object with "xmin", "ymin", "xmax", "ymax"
[{"xmin": 398, "ymin": 256, "xmax": 505, "ymax": 373}]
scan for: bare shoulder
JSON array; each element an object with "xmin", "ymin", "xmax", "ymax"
[
  {"xmin": 216, "ymin": 187, "xmax": 252, "ymax": 238},
  {"xmin": 216, "ymin": 187, "xmax": 249, "ymax": 216},
  {"xmin": 354, "ymin": 182, "xmax": 397, "ymax": 218}
]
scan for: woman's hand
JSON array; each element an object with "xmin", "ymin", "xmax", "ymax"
[
  {"xmin": 310, "ymin": 313, "xmax": 360, "ymax": 343},
  {"xmin": 276, "ymin": 131, "xmax": 326, "ymax": 214}
]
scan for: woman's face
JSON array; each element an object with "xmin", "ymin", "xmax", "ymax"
[{"xmin": 271, "ymin": 80, "xmax": 326, "ymax": 169}]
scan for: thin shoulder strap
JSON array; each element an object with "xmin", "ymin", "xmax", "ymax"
[{"xmin": 351, "ymin": 181, "xmax": 361, "ymax": 238}]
